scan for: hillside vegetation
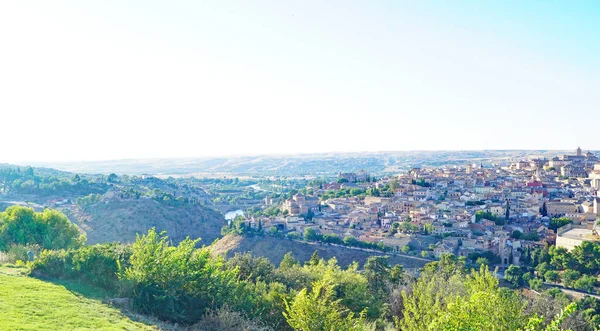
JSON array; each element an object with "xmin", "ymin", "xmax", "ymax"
[
  {"xmin": 212, "ymin": 234, "xmax": 428, "ymax": 269},
  {"xmin": 70, "ymin": 198, "xmax": 225, "ymax": 244},
  {"xmin": 0, "ymin": 195, "xmax": 598, "ymax": 329},
  {"xmin": 0, "ymin": 266, "xmax": 155, "ymax": 330}
]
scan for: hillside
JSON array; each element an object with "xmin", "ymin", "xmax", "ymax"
[
  {"xmin": 0, "ymin": 266, "xmax": 155, "ymax": 330},
  {"xmin": 69, "ymin": 198, "xmax": 226, "ymax": 245},
  {"xmin": 212, "ymin": 234, "xmax": 429, "ymax": 269}
]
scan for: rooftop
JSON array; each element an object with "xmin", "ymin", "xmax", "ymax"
[{"xmin": 558, "ymin": 226, "xmax": 600, "ymax": 242}]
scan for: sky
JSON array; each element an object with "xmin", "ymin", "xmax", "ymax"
[{"xmin": 1, "ymin": 1, "xmax": 599, "ymax": 162}]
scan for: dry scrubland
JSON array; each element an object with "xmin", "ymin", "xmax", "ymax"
[{"xmin": 212, "ymin": 234, "xmax": 429, "ymax": 269}]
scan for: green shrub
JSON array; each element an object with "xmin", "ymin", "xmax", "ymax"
[
  {"xmin": 0, "ymin": 206, "xmax": 84, "ymax": 251},
  {"xmin": 122, "ymin": 229, "xmax": 238, "ymax": 324},
  {"xmin": 31, "ymin": 243, "xmax": 130, "ymax": 293},
  {"xmin": 4, "ymin": 244, "xmax": 41, "ymax": 263}
]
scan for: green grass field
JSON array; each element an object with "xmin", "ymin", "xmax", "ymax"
[{"xmin": 0, "ymin": 265, "xmax": 156, "ymax": 331}]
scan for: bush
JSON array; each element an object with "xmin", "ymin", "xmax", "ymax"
[
  {"xmin": 544, "ymin": 270, "xmax": 560, "ymax": 283},
  {"xmin": 573, "ymin": 275, "xmax": 597, "ymax": 293},
  {"xmin": 4, "ymin": 244, "xmax": 41, "ymax": 263},
  {"xmin": 31, "ymin": 243, "xmax": 130, "ymax": 293},
  {"xmin": 122, "ymin": 229, "xmax": 238, "ymax": 324},
  {"xmin": 0, "ymin": 206, "xmax": 84, "ymax": 251},
  {"xmin": 528, "ymin": 278, "xmax": 543, "ymax": 291},
  {"xmin": 190, "ymin": 307, "xmax": 274, "ymax": 331},
  {"xmin": 562, "ymin": 269, "xmax": 581, "ymax": 288}
]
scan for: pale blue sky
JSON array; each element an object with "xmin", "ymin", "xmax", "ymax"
[{"xmin": 1, "ymin": 1, "xmax": 598, "ymax": 162}]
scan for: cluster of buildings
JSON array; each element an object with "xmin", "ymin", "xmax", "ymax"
[{"xmin": 242, "ymin": 149, "xmax": 600, "ymax": 267}]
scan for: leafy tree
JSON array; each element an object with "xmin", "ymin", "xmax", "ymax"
[
  {"xmin": 549, "ymin": 247, "xmax": 575, "ymax": 270},
  {"xmin": 363, "ymin": 256, "xmax": 391, "ymax": 298},
  {"xmin": 520, "ymin": 302, "xmax": 577, "ymax": 331},
  {"xmin": 343, "ymin": 236, "xmax": 359, "ymax": 247},
  {"xmin": 283, "ymin": 273, "xmax": 367, "ymax": 331},
  {"xmin": 307, "ymin": 250, "xmax": 320, "ymax": 267},
  {"xmin": 505, "ymin": 265, "xmax": 524, "ymax": 288},
  {"xmin": 529, "ymin": 278, "xmax": 543, "ymax": 291},
  {"xmin": 570, "ymin": 241, "xmax": 600, "ymax": 274},
  {"xmin": 279, "ymin": 252, "xmax": 300, "ymax": 270},
  {"xmin": 561, "ymin": 269, "xmax": 581, "ymax": 288},
  {"xmin": 0, "ymin": 206, "xmax": 84, "ymax": 251},
  {"xmin": 400, "ymin": 262, "xmax": 526, "ymax": 331},
  {"xmin": 573, "ymin": 275, "xmax": 596, "ymax": 293},
  {"xmin": 286, "ymin": 232, "xmax": 300, "ymax": 240},
  {"xmin": 476, "ymin": 257, "xmax": 490, "ymax": 267},
  {"xmin": 544, "ymin": 270, "xmax": 560, "ymax": 283},
  {"xmin": 303, "ymin": 228, "xmax": 320, "ymax": 241},
  {"xmin": 122, "ymin": 229, "xmax": 237, "ymax": 324},
  {"xmin": 107, "ymin": 173, "xmax": 118, "ymax": 183},
  {"xmin": 226, "ymin": 252, "xmax": 275, "ymax": 283},
  {"xmin": 548, "ymin": 217, "xmax": 572, "ymax": 231},
  {"xmin": 535, "ymin": 262, "xmax": 551, "ymax": 278}
]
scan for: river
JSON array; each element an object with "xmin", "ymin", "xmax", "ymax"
[{"xmin": 224, "ymin": 209, "xmax": 244, "ymax": 221}]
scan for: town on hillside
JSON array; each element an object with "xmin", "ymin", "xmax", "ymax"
[{"xmin": 230, "ymin": 147, "xmax": 600, "ymax": 268}]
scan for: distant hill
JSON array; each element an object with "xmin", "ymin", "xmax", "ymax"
[
  {"xmin": 27, "ymin": 150, "xmax": 580, "ymax": 176},
  {"xmin": 69, "ymin": 198, "xmax": 226, "ymax": 245},
  {"xmin": 211, "ymin": 234, "xmax": 429, "ymax": 269}
]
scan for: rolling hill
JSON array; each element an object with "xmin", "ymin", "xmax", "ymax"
[{"xmin": 68, "ymin": 198, "xmax": 226, "ymax": 245}]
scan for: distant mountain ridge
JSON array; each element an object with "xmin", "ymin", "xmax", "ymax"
[{"xmin": 25, "ymin": 150, "xmax": 582, "ymax": 176}]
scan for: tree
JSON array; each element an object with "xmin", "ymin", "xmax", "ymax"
[
  {"xmin": 226, "ymin": 252, "xmax": 274, "ymax": 283},
  {"xmin": 400, "ymin": 264, "xmax": 526, "ymax": 331},
  {"xmin": 529, "ymin": 278, "xmax": 543, "ymax": 291},
  {"xmin": 549, "ymin": 247, "xmax": 575, "ymax": 270},
  {"xmin": 511, "ymin": 230, "xmax": 523, "ymax": 239},
  {"xmin": 343, "ymin": 236, "xmax": 359, "ymax": 247},
  {"xmin": 561, "ymin": 269, "xmax": 581, "ymax": 288},
  {"xmin": 573, "ymin": 275, "xmax": 596, "ymax": 293},
  {"xmin": 535, "ymin": 262, "xmax": 551, "ymax": 278},
  {"xmin": 520, "ymin": 302, "xmax": 577, "ymax": 331},
  {"xmin": 363, "ymin": 256, "xmax": 391, "ymax": 298},
  {"xmin": 303, "ymin": 228, "xmax": 319, "ymax": 241},
  {"xmin": 401, "ymin": 245, "xmax": 411, "ymax": 254},
  {"xmin": 267, "ymin": 226, "xmax": 279, "ymax": 237},
  {"xmin": 544, "ymin": 270, "xmax": 560, "ymax": 283},
  {"xmin": 123, "ymin": 229, "xmax": 237, "ymax": 324},
  {"xmin": 505, "ymin": 265, "xmax": 524, "ymax": 288},
  {"xmin": 549, "ymin": 217, "xmax": 572, "ymax": 231},
  {"xmin": 476, "ymin": 257, "xmax": 490, "ymax": 268},
  {"xmin": 307, "ymin": 250, "xmax": 320, "ymax": 267},
  {"xmin": 107, "ymin": 173, "xmax": 118, "ymax": 183},
  {"xmin": 505, "ymin": 200, "xmax": 510, "ymax": 220},
  {"xmin": 571, "ymin": 241, "xmax": 600, "ymax": 273},
  {"xmin": 541, "ymin": 202, "xmax": 548, "ymax": 217},
  {"xmin": 0, "ymin": 206, "xmax": 84, "ymax": 251},
  {"xmin": 283, "ymin": 274, "xmax": 366, "ymax": 331},
  {"xmin": 280, "ymin": 252, "xmax": 300, "ymax": 269}
]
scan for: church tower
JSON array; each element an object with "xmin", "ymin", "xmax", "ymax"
[{"xmin": 577, "ymin": 146, "xmax": 582, "ymax": 156}]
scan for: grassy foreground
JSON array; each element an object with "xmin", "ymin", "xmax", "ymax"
[{"xmin": 0, "ymin": 265, "xmax": 156, "ymax": 331}]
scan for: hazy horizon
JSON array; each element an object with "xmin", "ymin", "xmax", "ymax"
[
  {"xmin": 7, "ymin": 148, "xmax": 593, "ymax": 167},
  {"xmin": 1, "ymin": 1, "xmax": 599, "ymax": 163}
]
